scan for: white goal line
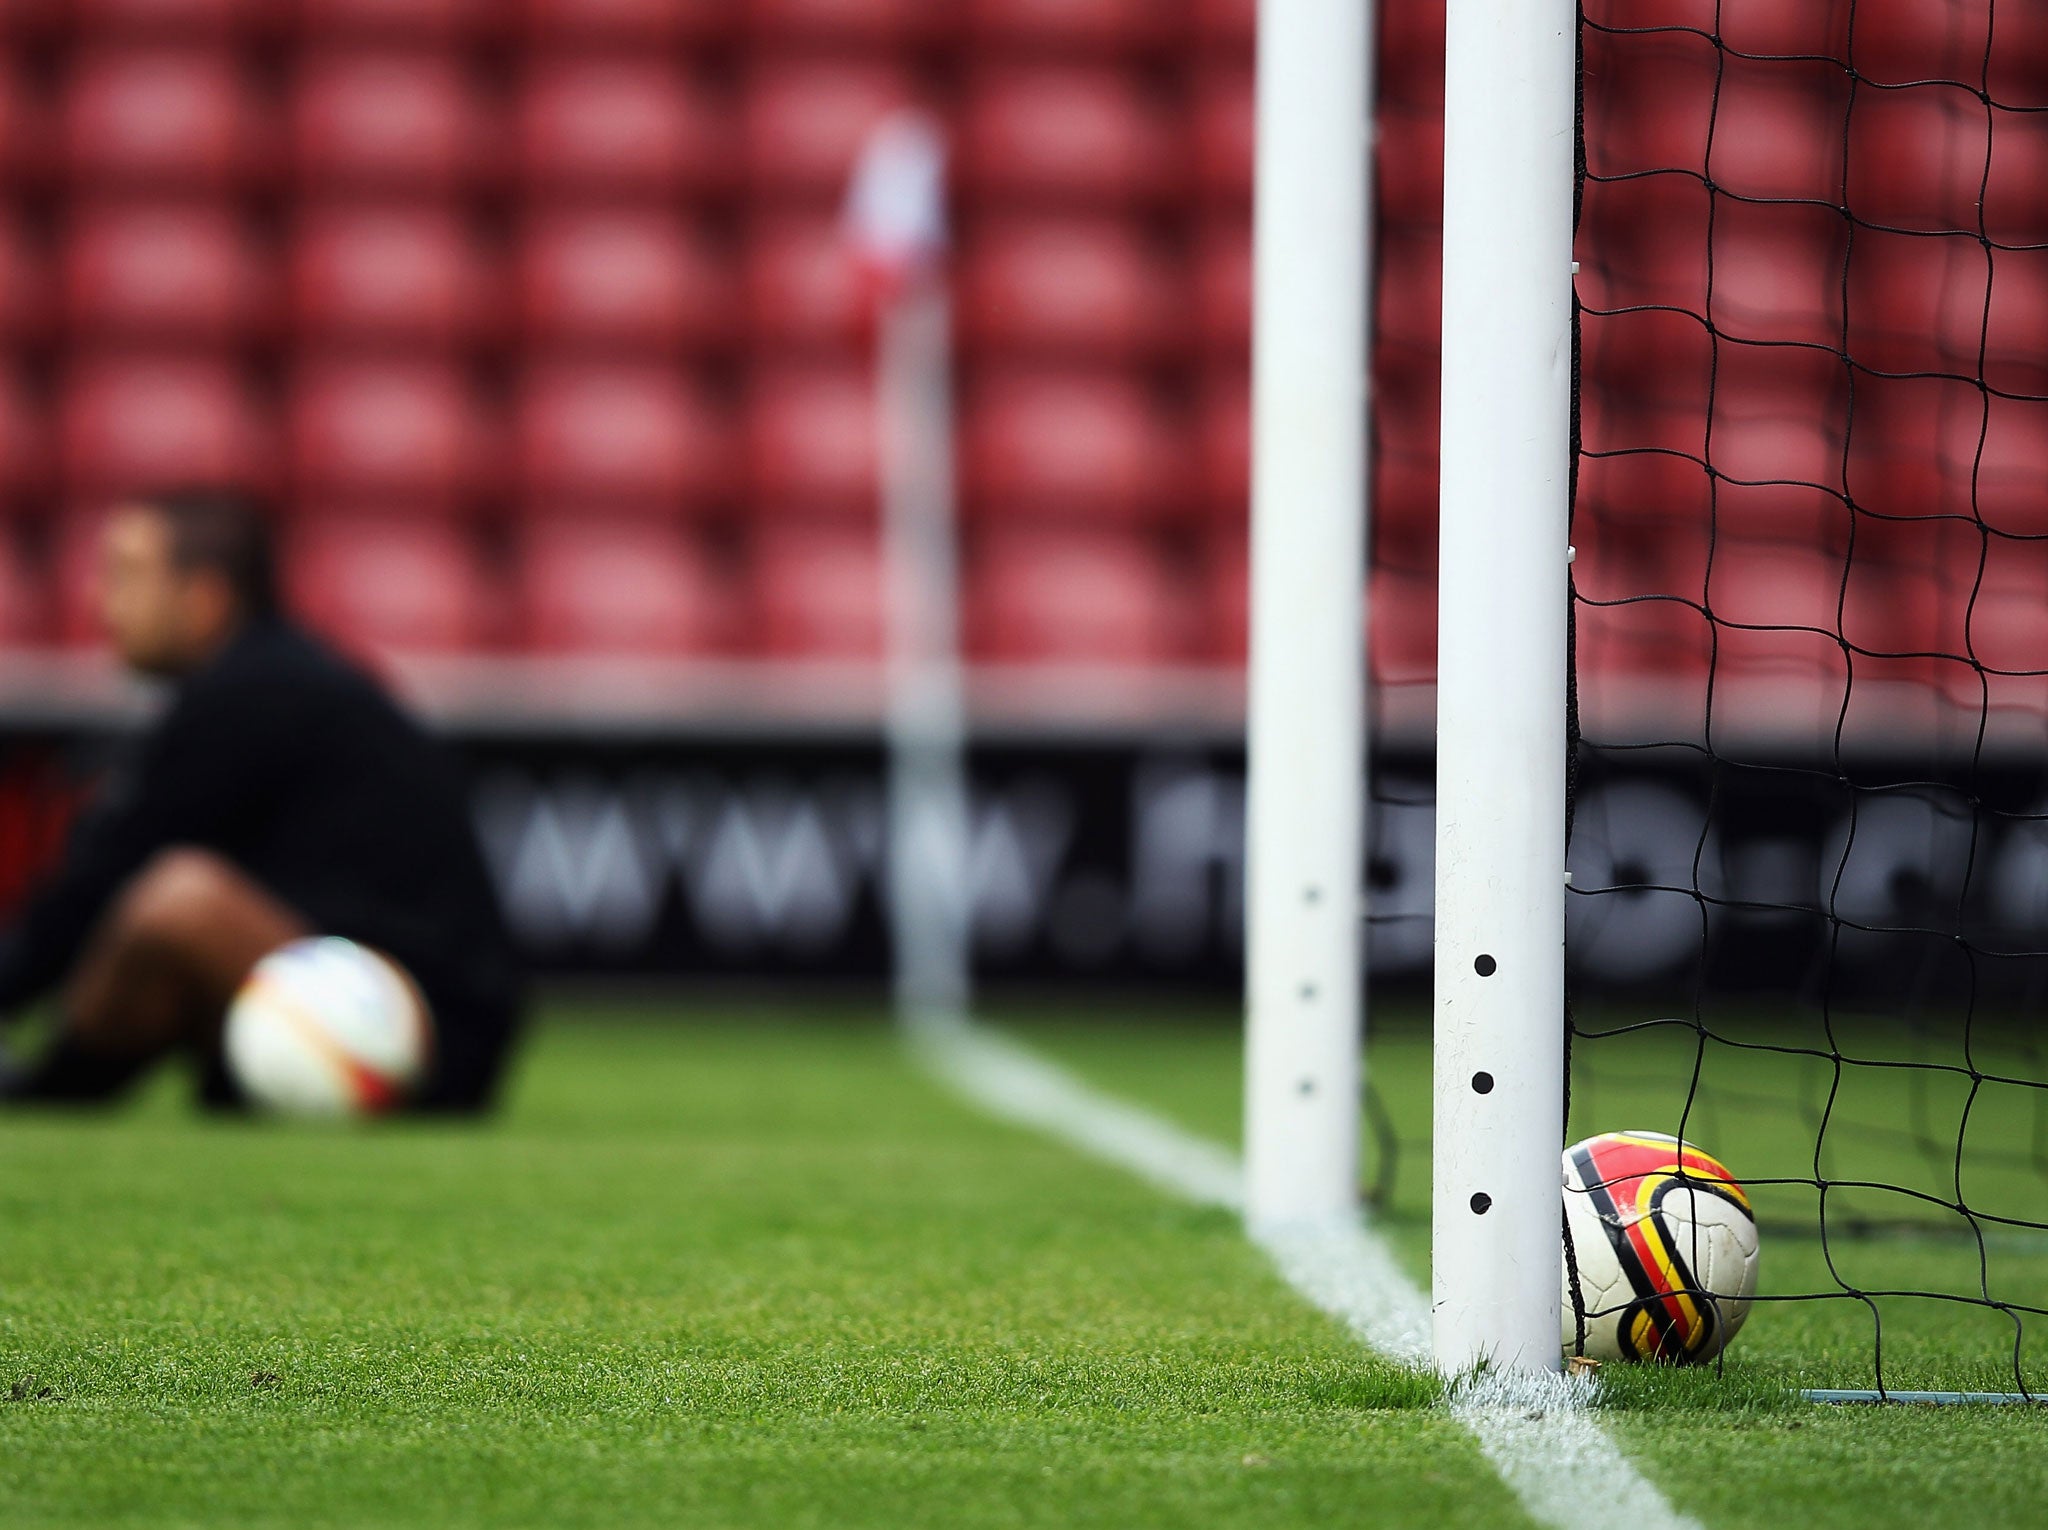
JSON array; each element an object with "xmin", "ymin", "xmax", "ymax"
[{"xmin": 910, "ymin": 1015, "xmax": 1703, "ymax": 1530}]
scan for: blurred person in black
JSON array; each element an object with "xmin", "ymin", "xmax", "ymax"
[{"xmin": 0, "ymin": 489, "xmax": 523, "ymax": 1111}]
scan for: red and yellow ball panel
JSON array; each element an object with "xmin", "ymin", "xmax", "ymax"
[{"xmin": 1567, "ymin": 1130, "xmax": 1753, "ymax": 1363}]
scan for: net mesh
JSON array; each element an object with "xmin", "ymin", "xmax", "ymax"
[{"xmin": 1568, "ymin": 1, "xmax": 2048, "ymax": 1391}]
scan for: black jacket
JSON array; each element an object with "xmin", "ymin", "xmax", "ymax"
[{"xmin": 0, "ymin": 618, "xmax": 522, "ymax": 1107}]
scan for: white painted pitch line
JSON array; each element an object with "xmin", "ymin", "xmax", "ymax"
[
  {"xmin": 909, "ymin": 1014, "xmax": 1243, "ymax": 1211},
  {"xmin": 1448, "ymin": 1370, "xmax": 1703, "ymax": 1530},
  {"xmin": 1249, "ymin": 1216, "xmax": 1433, "ymax": 1365},
  {"xmin": 911, "ymin": 1017, "xmax": 1702, "ymax": 1530}
]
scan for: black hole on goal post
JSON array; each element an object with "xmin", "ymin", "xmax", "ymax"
[
  {"xmin": 1472, "ymin": 1071, "xmax": 1494, "ymax": 1094},
  {"xmin": 1470, "ymin": 1192, "xmax": 1492, "ymax": 1214},
  {"xmin": 1474, "ymin": 954, "xmax": 1497, "ymax": 976}
]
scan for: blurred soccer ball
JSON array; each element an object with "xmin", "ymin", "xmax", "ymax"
[
  {"xmin": 225, "ymin": 937, "xmax": 427, "ymax": 1117},
  {"xmin": 1561, "ymin": 1130, "xmax": 1760, "ymax": 1364}
]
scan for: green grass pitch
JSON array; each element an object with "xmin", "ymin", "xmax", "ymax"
[{"xmin": 0, "ymin": 1003, "xmax": 2042, "ymax": 1528}]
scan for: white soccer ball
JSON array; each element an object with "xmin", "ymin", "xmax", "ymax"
[
  {"xmin": 224, "ymin": 937, "xmax": 428, "ymax": 1117},
  {"xmin": 1561, "ymin": 1130, "xmax": 1760, "ymax": 1364}
]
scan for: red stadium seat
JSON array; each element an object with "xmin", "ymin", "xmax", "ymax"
[
  {"xmin": 1848, "ymin": 452, "xmax": 1963, "ymax": 541},
  {"xmin": 62, "ymin": 48, "xmax": 263, "ymax": 187},
  {"xmin": 299, "ymin": 0, "xmax": 495, "ymax": 37},
  {"xmin": 960, "ymin": 217, "xmax": 1180, "ymax": 359},
  {"xmin": 1380, "ymin": 0, "xmax": 1445, "ymax": 108},
  {"xmin": 290, "ymin": 204, "xmax": 496, "ymax": 345},
  {"xmin": 54, "ymin": 507, "xmax": 115, "ymax": 647},
  {"xmin": 516, "ymin": 515, "xmax": 725, "ymax": 655},
  {"xmin": 1707, "ymin": 346, "xmax": 1848, "ymax": 491},
  {"xmin": 1194, "ymin": 0, "xmax": 1253, "ymax": 49},
  {"xmin": 1838, "ymin": 371, "xmax": 1956, "ymax": 516},
  {"xmin": 1375, "ymin": 224, "xmax": 1441, "ymax": 358},
  {"xmin": 1377, "ymin": 103, "xmax": 1442, "ymax": 227},
  {"xmin": 747, "ymin": 365, "xmax": 876, "ymax": 514},
  {"xmin": 1579, "ymin": 27, "xmax": 1717, "ymax": 185},
  {"xmin": 0, "ymin": 523, "xmax": 49, "ymax": 647},
  {"xmin": 744, "ymin": 216, "xmax": 866, "ymax": 350},
  {"xmin": 518, "ymin": 59, "xmax": 731, "ymax": 196},
  {"xmin": 1192, "ymin": 215, "xmax": 1249, "ymax": 356},
  {"xmin": 1844, "ymin": 379, "xmax": 2048, "ymax": 537},
  {"xmin": 292, "ymin": 52, "xmax": 492, "ymax": 190},
  {"xmin": 1845, "ymin": 83, "xmax": 1987, "ymax": 237},
  {"xmin": 1841, "ymin": 515, "xmax": 1974, "ymax": 661},
  {"xmin": 1712, "ymin": 0, "xmax": 1849, "ymax": 61},
  {"xmin": 966, "ymin": 525, "xmax": 1189, "ymax": 664},
  {"xmin": 1708, "ymin": 56, "xmax": 1852, "ymax": 207},
  {"xmin": 289, "ymin": 358, "xmax": 493, "ymax": 505},
  {"xmin": 1203, "ymin": 528, "xmax": 1248, "ymax": 662},
  {"xmin": 59, "ymin": 357, "xmax": 270, "ymax": 494},
  {"xmin": 524, "ymin": 0, "xmax": 727, "ymax": 41},
  {"xmin": 1191, "ymin": 64, "xmax": 1252, "ymax": 202},
  {"xmin": 965, "ymin": 0, "xmax": 1169, "ymax": 50},
  {"xmin": 1576, "ymin": 583, "xmax": 1713, "ymax": 699},
  {"xmin": 1577, "ymin": 174, "xmax": 1712, "ymax": 327},
  {"xmin": 1370, "ymin": 563, "xmax": 1439, "ymax": 689},
  {"xmin": 0, "ymin": 64, "xmax": 40, "ymax": 185},
  {"xmin": 1578, "ymin": 308, "xmax": 1715, "ymax": 463},
  {"xmin": 517, "ymin": 362, "xmax": 732, "ymax": 511},
  {"xmin": 1976, "ymin": 395, "xmax": 2048, "ymax": 537},
  {"xmin": 63, "ymin": 201, "xmax": 270, "ymax": 340},
  {"xmin": 742, "ymin": 60, "xmax": 910, "ymax": 196},
  {"xmin": 0, "ymin": 214, "xmax": 47, "ymax": 341},
  {"xmin": 959, "ymin": 66, "xmax": 1178, "ymax": 204},
  {"xmin": 1968, "ymin": 537, "xmax": 2048, "ymax": 679},
  {"xmin": 1982, "ymin": 103, "xmax": 2048, "ymax": 250},
  {"xmin": 519, "ymin": 209, "xmax": 735, "ymax": 352},
  {"xmin": 1374, "ymin": 483, "xmax": 1440, "ymax": 580},
  {"xmin": 1844, "ymin": 0, "xmax": 2048, "ymax": 109},
  {"xmin": 1707, "ymin": 517, "xmax": 1960, "ymax": 715},
  {"xmin": 0, "ymin": 367, "xmax": 47, "ymax": 499},
  {"xmin": 1710, "ymin": 201, "xmax": 1847, "ymax": 356},
  {"xmin": 750, "ymin": 520, "xmax": 884, "ymax": 660},
  {"xmin": 1575, "ymin": 448, "xmax": 1716, "ymax": 543},
  {"xmin": 1843, "ymin": 227, "xmax": 1987, "ymax": 381},
  {"xmin": 1196, "ymin": 367, "xmax": 1247, "ymax": 521},
  {"xmin": 1833, "ymin": 0, "xmax": 1954, "ymax": 88},
  {"xmin": 286, "ymin": 511, "xmax": 491, "ymax": 655},
  {"xmin": 1704, "ymin": 534, "xmax": 1846, "ymax": 641},
  {"xmin": 1372, "ymin": 354, "xmax": 1439, "ymax": 543},
  {"xmin": 964, "ymin": 369, "xmax": 1185, "ymax": 520},
  {"xmin": 69, "ymin": 0, "xmax": 258, "ymax": 32},
  {"xmin": 1578, "ymin": 509, "xmax": 1705, "ymax": 628},
  {"xmin": 1986, "ymin": 10, "xmax": 2048, "ymax": 110},
  {"xmin": 745, "ymin": 0, "xmax": 949, "ymax": 42}
]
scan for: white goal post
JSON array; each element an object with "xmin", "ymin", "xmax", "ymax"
[
  {"xmin": 1242, "ymin": 0, "xmax": 1374, "ymax": 1230},
  {"xmin": 1432, "ymin": 0, "xmax": 1576, "ymax": 1374}
]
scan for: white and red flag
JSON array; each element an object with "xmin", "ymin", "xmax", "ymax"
[{"xmin": 842, "ymin": 110, "xmax": 948, "ymax": 301}]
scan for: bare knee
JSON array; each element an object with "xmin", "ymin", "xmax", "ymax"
[
  {"xmin": 102, "ymin": 847, "xmax": 307, "ymax": 986},
  {"xmin": 112, "ymin": 848, "xmax": 251, "ymax": 953},
  {"xmin": 62, "ymin": 848, "xmax": 253, "ymax": 1052},
  {"xmin": 64, "ymin": 848, "xmax": 307, "ymax": 1050}
]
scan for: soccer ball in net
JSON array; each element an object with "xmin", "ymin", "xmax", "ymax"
[
  {"xmin": 1561, "ymin": 1130, "xmax": 1760, "ymax": 1364},
  {"xmin": 224, "ymin": 937, "xmax": 429, "ymax": 1117}
]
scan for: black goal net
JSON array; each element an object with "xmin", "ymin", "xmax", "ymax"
[{"xmin": 1568, "ymin": 1, "xmax": 2048, "ymax": 1392}]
